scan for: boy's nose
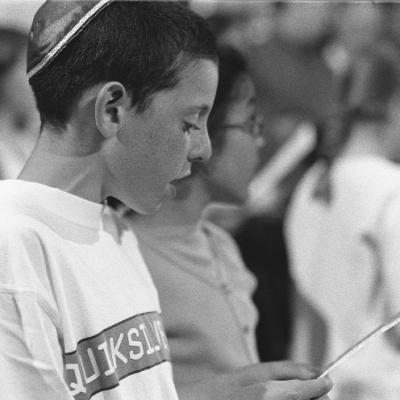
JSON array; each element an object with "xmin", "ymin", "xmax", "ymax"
[{"xmin": 188, "ymin": 128, "xmax": 212, "ymax": 163}]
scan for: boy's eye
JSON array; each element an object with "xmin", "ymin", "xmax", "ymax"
[{"xmin": 182, "ymin": 121, "xmax": 200, "ymax": 134}]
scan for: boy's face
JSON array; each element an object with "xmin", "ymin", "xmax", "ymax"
[{"xmin": 106, "ymin": 59, "xmax": 218, "ymax": 213}]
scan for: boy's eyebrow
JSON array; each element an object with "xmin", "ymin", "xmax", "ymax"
[{"xmin": 185, "ymin": 105, "xmax": 211, "ymax": 115}]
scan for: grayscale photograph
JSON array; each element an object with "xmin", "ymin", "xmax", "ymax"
[{"xmin": 0, "ymin": 1, "xmax": 399, "ymax": 399}]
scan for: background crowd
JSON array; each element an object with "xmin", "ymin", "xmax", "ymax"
[{"xmin": 2, "ymin": 2, "xmax": 400, "ymax": 400}]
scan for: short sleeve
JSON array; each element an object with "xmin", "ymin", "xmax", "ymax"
[
  {"xmin": 0, "ymin": 290, "xmax": 74, "ymax": 399},
  {"xmin": 0, "ymin": 220, "xmax": 73, "ymax": 399}
]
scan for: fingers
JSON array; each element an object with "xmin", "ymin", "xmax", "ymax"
[
  {"xmin": 234, "ymin": 361, "xmax": 319, "ymax": 385},
  {"xmin": 262, "ymin": 377, "xmax": 332, "ymax": 400},
  {"xmin": 182, "ymin": 373, "xmax": 332, "ymax": 400},
  {"xmin": 294, "ymin": 377, "xmax": 333, "ymax": 400},
  {"xmin": 263, "ymin": 361, "xmax": 320, "ymax": 380}
]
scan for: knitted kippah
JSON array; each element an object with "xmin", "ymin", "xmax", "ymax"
[{"xmin": 27, "ymin": 0, "xmax": 113, "ymax": 80}]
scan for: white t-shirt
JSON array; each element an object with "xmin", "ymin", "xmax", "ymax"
[
  {"xmin": 130, "ymin": 217, "xmax": 259, "ymax": 386},
  {"xmin": 0, "ymin": 180, "xmax": 178, "ymax": 400},
  {"xmin": 286, "ymin": 156, "xmax": 400, "ymax": 400}
]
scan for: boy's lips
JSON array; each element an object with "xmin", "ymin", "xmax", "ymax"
[{"xmin": 174, "ymin": 167, "xmax": 191, "ymax": 181}]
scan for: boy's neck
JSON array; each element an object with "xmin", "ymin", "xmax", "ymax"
[{"xmin": 18, "ymin": 125, "xmax": 107, "ymax": 204}]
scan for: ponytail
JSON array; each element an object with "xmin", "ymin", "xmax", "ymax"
[{"xmin": 313, "ymin": 41, "xmax": 400, "ymax": 204}]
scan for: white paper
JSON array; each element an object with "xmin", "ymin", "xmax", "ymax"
[{"xmin": 319, "ymin": 313, "xmax": 400, "ymax": 378}]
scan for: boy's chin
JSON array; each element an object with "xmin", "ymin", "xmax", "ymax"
[
  {"xmin": 130, "ymin": 186, "xmax": 177, "ymax": 215},
  {"xmin": 125, "ymin": 198, "xmax": 162, "ymax": 215}
]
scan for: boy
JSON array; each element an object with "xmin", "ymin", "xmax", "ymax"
[
  {"xmin": 0, "ymin": 1, "xmax": 331, "ymax": 400},
  {"xmin": 0, "ymin": 2, "xmax": 217, "ymax": 399}
]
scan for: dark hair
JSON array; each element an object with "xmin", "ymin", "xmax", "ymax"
[
  {"xmin": 29, "ymin": 1, "xmax": 217, "ymax": 128},
  {"xmin": 321, "ymin": 41, "xmax": 400, "ymax": 162},
  {"xmin": 314, "ymin": 40, "xmax": 400, "ymax": 202},
  {"xmin": 207, "ymin": 45, "xmax": 248, "ymax": 151}
]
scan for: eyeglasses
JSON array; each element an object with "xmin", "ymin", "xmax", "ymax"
[{"xmin": 213, "ymin": 114, "xmax": 264, "ymax": 139}]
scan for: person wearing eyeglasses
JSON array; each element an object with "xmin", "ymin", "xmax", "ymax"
[{"xmin": 125, "ymin": 45, "xmax": 332, "ymax": 400}]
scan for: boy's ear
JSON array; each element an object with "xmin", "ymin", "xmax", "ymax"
[{"xmin": 95, "ymin": 82, "xmax": 130, "ymax": 139}]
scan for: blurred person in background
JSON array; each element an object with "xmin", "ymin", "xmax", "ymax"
[
  {"xmin": 243, "ymin": 1, "xmax": 336, "ymax": 156},
  {"xmin": 0, "ymin": 27, "xmax": 39, "ymax": 179},
  {"xmin": 286, "ymin": 40, "xmax": 400, "ymax": 400},
  {"xmin": 223, "ymin": 1, "xmax": 337, "ymax": 363},
  {"xmin": 126, "ymin": 45, "xmax": 332, "ymax": 400},
  {"xmin": 322, "ymin": 2, "xmax": 388, "ymax": 79},
  {"xmin": 212, "ymin": 1, "xmax": 395, "ymax": 364}
]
